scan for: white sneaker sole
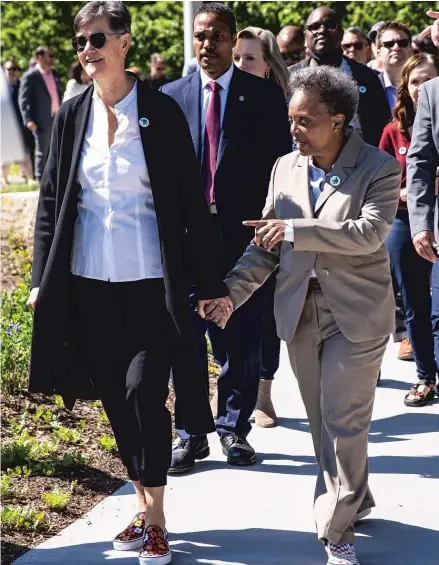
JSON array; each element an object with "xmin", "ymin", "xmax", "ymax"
[
  {"xmin": 113, "ymin": 538, "xmax": 144, "ymax": 551},
  {"xmin": 139, "ymin": 551, "xmax": 172, "ymax": 565}
]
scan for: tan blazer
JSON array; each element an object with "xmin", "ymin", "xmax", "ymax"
[{"xmin": 225, "ymin": 129, "xmax": 401, "ymax": 344}]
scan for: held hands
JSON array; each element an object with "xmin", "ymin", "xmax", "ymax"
[
  {"xmin": 198, "ymin": 297, "xmax": 234, "ymax": 329},
  {"xmin": 413, "ymin": 231, "xmax": 437, "ymax": 263},
  {"xmin": 243, "ymin": 219, "xmax": 287, "ymax": 251},
  {"xmin": 420, "ymin": 11, "xmax": 439, "ymax": 47}
]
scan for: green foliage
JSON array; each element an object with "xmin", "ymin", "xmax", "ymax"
[
  {"xmin": 98, "ymin": 435, "xmax": 117, "ymax": 453},
  {"xmin": 54, "ymin": 396, "xmax": 65, "ymax": 409},
  {"xmin": 1, "ymin": 431, "xmax": 34, "ymax": 470},
  {"xmin": 32, "ymin": 407, "xmax": 57, "ymax": 426},
  {"xmin": 41, "ymin": 486, "xmax": 71, "ymax": 511},
  {"xmin": 1, "ymin": 234, "xmax": 33, "ymax": 397},
  {"xmin": 0, "ymin": 473, "xmax": 13, "ymax": 497},
  {"xmin": 51, "ymin": 426, "xmax": 81, "ymax": 444},
  {"xmin": 1, "ymin": 505, "xmax": 50, "ymax": 532}
]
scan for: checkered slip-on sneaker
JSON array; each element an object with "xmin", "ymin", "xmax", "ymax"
[
  {"xmin": 113, "ymin": 511, "xmax": 146, "ymax": 551},
  {"xmin": 326, "ymin": 542, "xmax": 360, "ymax": 565},
  {"xmin": 139, "ymin": 525, "xmax": 171, "ymax": 565}
]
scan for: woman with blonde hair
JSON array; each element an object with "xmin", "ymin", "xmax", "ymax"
[
  {"xmin": 232, "ymin": 26, "xmax": 290, "ymax": 428},
  {"xmin": 233, "ymin": 26, "xmax": 290, "ymax": 96}
]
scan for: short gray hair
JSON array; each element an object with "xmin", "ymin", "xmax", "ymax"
[
  {"xmin": 346, "ymin": 27, "xmax": 370, "ymax": 45},
  {"xmin": 74, "ymin": 1, "xmax": 131, "ymax": 34},
  {"xmin": 290, "ymin": 66, "xmax": 359, "ymax": 127}
]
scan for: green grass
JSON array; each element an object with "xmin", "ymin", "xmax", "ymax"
[{"xmin": 1, "ymin": 182, "xmax": 39, "ymax": 193}]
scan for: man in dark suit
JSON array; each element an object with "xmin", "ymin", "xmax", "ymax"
[
  {"xmin": 407, "ymin": 75, "xmax": 439, "ymax": 398},
  {"xmin": 290, "ymin": 7, "xmax": 390, "ymax": 147},
  {"xmin": 162, "ymin": 2, "xmax": 291, "ymax": 472},
  {"xmin": 19, "ymin": 45, "xmax": 62, "ymax": 181},
  {"xmin": 375, "ymin": 21, "xmax": 413, "ymax": 113}
]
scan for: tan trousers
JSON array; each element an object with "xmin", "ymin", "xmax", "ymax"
[{"xmin": 287, "ymin": 282, "xmax": 388, "ymax": 544}]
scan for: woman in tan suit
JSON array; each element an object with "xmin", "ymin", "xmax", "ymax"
[{"xmin": 206, "ymin": 66, "xmax": 401, "ymax": 565}]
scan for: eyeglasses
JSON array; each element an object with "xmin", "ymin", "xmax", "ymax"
[
  {"xmin": 381, "ymin": 38, "xmax": 410, "ymax": 49},
  {"xmin": 281, "ymin": 50, "xmax": 303, "ymax": 63},
  {"xmin": 71, "ymin": 32, "xmax": 122, "ymax": 53},
  {"xmin": 5, "ymin": 66, "xmax": 18, "ymax": 72},
  {"xmin": 341, "ymin": 42, "xmax": 365, "ymax": 51},
  {"xmin": 306, "ymin": 21, "xmax": 339, "ymax": 34}
]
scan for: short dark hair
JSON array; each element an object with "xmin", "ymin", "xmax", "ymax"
[
  {"xmin": 74, "ymin": 1, "xmax": 131, "ymax": 34},
  {"xmin": 290, "ymin": 66, "xmax": 359, "ymax": 127},
  {"xmin": 346, "ymin": 27, "xmax": 370, "ymax": 46},
  {"xmin": 376, "ymin": 21, "xmax": 411, "ymax": 48},
  {"xmin": 194, "ymin": 2, "xmax": 236, "ymax": 37},
  {"xmin": 35, "ymin": 45, "xmax": 50, "ymax": 57}
]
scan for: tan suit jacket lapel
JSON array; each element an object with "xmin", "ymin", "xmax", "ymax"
[{"xmin": 292, "ymin": 154, "xmax": 314, "ymax": 218}]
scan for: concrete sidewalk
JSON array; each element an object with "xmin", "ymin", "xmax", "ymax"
[{"xmin": 14, "ymin": 341, "xmax": 439, "ymax": 565}]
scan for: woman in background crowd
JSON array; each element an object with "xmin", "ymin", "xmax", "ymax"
[
  {"xmin": 232, "ymin": 26, "xmax": 290, "ymax": 427},
  {"xmin": 63, "ymin": 60, "xmax": 91, "ymax": 101},
  {"xmin": 380, "ymin": 53, "xmax": 439, "ymax": 407}
]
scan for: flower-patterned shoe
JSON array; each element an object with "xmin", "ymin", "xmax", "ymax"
[
  {"xmin": 113, "ymin": 511, "xmax": 146, "ymax": 551},
  {"xmin": 139, "ymin": 525, "xmax": 171, "ymax": 565}
]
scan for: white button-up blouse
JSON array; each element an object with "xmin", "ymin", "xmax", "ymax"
[{"xmin": 71, "ymin": 81, "xmax": 163, "ymax": 282}]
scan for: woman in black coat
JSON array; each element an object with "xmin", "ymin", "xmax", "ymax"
[{"xmin": 26, "ymin": 2, "xmax": 229, "ymax": 563}]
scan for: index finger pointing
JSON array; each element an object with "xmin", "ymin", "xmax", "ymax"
[
  {"xmin": 243, "ymin": 220, "xmax": 267, "ymax": 227},
  {"xmin": 426, "ymin": 11, "xmax": 439, "ymax": 19}
]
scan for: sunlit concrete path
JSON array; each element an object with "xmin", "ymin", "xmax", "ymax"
[{"xmin": 14, "ymin": 341, "xmax": 439, "ymax": 565}]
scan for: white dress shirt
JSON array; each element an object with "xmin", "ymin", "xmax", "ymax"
[
  {"xmin": 200, "ymin": 64, "xmax": 234, "ymax": 156},
  {"xmin": 71, "ymin": 81, "xmax": 163, "ymax": 282}
]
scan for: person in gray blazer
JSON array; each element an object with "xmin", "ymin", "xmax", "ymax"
[
  {"xmin": 407, "ymin": 75, "xmax": 439, "ymax": 401},
  {"xmin": 206, "ymin": 67, "xmax": 401, "ymax": 565},
  {"xmin": 18, "ymin": 45, "xmax": 62, "ymax": 181}
]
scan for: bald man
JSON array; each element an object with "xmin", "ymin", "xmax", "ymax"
[
  {"xmin": 290, "ymin": 6, "xmax": 390, "ymax": 146},
  {"xmin": 276, "ymin": 25, "xmax": 305, "ymax": 68}
]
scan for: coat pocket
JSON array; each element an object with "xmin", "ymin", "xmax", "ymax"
[{"xmin": 353, "ymin": 257, "xmax": 387, "ymax": 270}]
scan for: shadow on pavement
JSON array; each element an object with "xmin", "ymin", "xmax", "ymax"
[
  {"xmin": 369, "ymin": 412, "xmax": 439, "ymax": 443},
  {"xmin": 14, "ymin": 522, "xmax": 438, "ymax": 565}
]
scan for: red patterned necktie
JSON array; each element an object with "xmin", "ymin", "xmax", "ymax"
[{"xmin": 202, "ymin": 81, "xmax": 222, "ymax": 205}]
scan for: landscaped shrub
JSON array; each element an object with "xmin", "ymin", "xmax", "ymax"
[{"xmin": 1, "ymin": 505, "xmax": 50, "ymax": 532}]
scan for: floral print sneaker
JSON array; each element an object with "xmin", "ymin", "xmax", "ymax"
[
  {"xmin": 139, "ymin": 525, "xmax": 171, "ymax": 565},
  {"xmin": 113, "ymin": 511, "xmax": 146, "ymax": 551},
  {"xmin": 326, "ymin": 542, "xmax": 360, "ymax": 565}
]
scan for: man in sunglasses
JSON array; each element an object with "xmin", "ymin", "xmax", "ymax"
[
  {"xmin": 376, "ymin": 22, "xmax": 413, "ymax": 113},
  {"xmin": 290, "ymin": 6, "xmax": 390, "ymax": 147},
  {"xmin": 276, "ymin": 25, "xmax": 305, "ymax": 69},
  {"xmin": 18, "ymin": 45, "xmax": 62, "ymax": 182},
  {"xmin": 342, "ymin": 27, "xmax": 371, "ymax": 66},
  {"xmin": 145, "ymin": 53, "xmax": 170, "ymax": 90}
]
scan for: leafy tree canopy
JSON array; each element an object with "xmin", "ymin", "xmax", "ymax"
[{"xmin": 0, "ymin": 1, "xmax": 433, "ymax": 85}]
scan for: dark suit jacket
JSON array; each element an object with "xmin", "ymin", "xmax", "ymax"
[
  {"xmin": 30, "ymin": 76, "xmax": 227, "ymax": 434},
  {"xmin": 161, "ymin": 66, "xmax": 292, "ymax": 269},
  {"xmin": 407, "ymin": 76, "xmax": 439, "ymax": 243},
  {"xmin": 18, "ymin": 67, "xmax": 63, "ymax": 129},
  {"xmin": 291, "ymin": 57, "xmax": 391, "ymax": 147}
]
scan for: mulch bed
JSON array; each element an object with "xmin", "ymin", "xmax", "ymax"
[{"xmin": 1, "ymin": 371, "xmax": 219, "ymax": 565}]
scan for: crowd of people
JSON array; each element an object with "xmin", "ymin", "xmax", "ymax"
[{"xmin": 3, "ymin": 1, "xmax": 437, "ymax": 565}]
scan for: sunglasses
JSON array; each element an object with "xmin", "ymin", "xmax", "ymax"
[
  {"xmin": 342, "ymin": 42, "xmax": 365, "ymax": 51},
  {"xmin": 71, "ymin": 32, "xmax": 122, "ymax": 52},
  {"xmin": 381, "ymin": 38, "xmax": 410, "ymax": 49},
  {"xmin": 281, "ymin": 50, "xmax": 303, "ymax": 62},
  {"xmin": 306, "ymin": 21, "xmax": 339, "ymax": 33},
  {"xmin": 5, "ymin": 66, "xmax": 18, "ymax": 71}
]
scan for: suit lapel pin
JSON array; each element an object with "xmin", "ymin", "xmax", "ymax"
[
  {"xmin": 139, "ymin": 117, "xmax": 150, "ymax": 128},
  {"xmin": 398, "ymin": 147, "xmax": 407, "ymax": 155},
  {"xmin": 359, "ymin": 86, "xmax": 367, "ymax": 94},
  {"xmin": 330, "ymin": 175, "xmax": 341, "ymax": 187},
  {"xmin": 239, "ymin": 95, "xmax": 244, "ymax": 102}
]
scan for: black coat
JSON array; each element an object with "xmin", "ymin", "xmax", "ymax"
[
  {"xmin": 291, "ymin": 57, "xmax": 391, "ymax": 147},
  {"xmin": 162, "ymin": 67, "xmax": 292, "ymax": 269},
  {"xmin": 18, "ymin": 67, "xmax": 63, "ymax": 129},
  {"xmin": 29, "ymin": 76, "xmax": 228, "ymax": 435}
]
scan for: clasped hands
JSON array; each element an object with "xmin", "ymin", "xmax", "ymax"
[{"xmin": 198, "ymin": 297, "xmax": 234, "ymax": 329}]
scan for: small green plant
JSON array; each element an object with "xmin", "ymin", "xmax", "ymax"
[
  {"xmin": 6, "ymin": 465, "xmax": 32, "ymax": 478},
  {"xmin": 52, "ymin": 426, "xmax": 81, "ymax": 444},
  {"xmin": 41, "ymin": 486, "xmax": 71, "ymax": 511},
  {"xmin": 32, "ymin": 407, "xmax": 56, "ymax": 425},
  {"xmin": 1, "ymin": 505, "xmax": 49, "ymax": 532},
  {"xmin": 0, "ymin": 473, "xmax": 13, "ymax": 497},
  {"xmin": 98, "ymin": 409, "xmax": 109, "ymax": 423},
  {"xmin": 54, "ymin": 395, "xmax": 65, "ymax": 409},
  {"xmin": 1, "ymin": 430, "xmax": 34, "ymax": 470},
  {"xmin": 54, "ymin": 451, "xmax": 86, "ymax": 469},
  {"xmin": 98, "ymin": 435, "xmax": 117, "ymax": 452}
]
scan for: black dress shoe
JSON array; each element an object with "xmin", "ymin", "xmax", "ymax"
[
  {"xmin": 220, "ymin": 433, "xmax": 256, "ymax": 466},
  {"xmin": 168, "ymin": 437, "xmax": 210, "ymax": 475}
]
